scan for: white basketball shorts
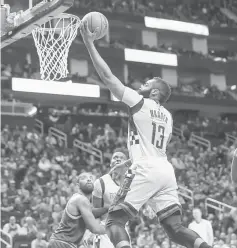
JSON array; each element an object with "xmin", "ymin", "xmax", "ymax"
[{"xmin": 109, "ymin": 157, "xmax": 181, "ymax": 221}]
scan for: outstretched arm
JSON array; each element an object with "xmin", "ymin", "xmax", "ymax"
[{"xmin": 80, "ymin": 21, "xmax": 125, "ymax": 100}]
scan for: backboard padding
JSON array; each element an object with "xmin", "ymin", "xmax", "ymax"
[{"xmin": 1, "ymin": 0, "xmax": 74, "ymax": 49}]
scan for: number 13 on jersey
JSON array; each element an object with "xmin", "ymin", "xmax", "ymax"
[{"xmin": 151, "ymin": 122, "xmax": 165, "ymax": 149}]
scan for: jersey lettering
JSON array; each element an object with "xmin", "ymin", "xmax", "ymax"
[{"xmin": 126, "ymin": 97, "xmax": 172, "ymax": 160}]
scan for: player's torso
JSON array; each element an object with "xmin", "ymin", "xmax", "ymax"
[
  {"xmin": 128, "ymin": 99, "xmax": 172, "ymax": 162},
  {"xmin": 8, "ymin": 225, "xmax": 18, "ymax": 236},
  {"xmin": 100, "ymin": 174, "xmax": 120, "ymax": 223},
  {"xmin": 51, "ymin": 195, "xmax": 86, "ymax": 245}
]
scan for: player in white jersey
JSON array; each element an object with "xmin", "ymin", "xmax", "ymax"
[
  {"xmin": 92, "ymin": 149, "xmax": 129, "ymax": 248},
  {"xmin": 80, "ymin": 21, "xmax": 212, "ymax": 248}
]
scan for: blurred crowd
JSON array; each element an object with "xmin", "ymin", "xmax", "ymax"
[
  {"xmin": 7, "ymin": 0, "xmax": 237, "ymax": 28},
  {"xmin": 74, "ymin": 0, "xmax": 237, "ymax": 27},
  {"xmin": 39, "ymin": 103, "xmax": 237, "ymax": 136},
  {"xmin": 107, "ymin": 37, "xmax": 237, "ymax": 62},
  {"xmin": 2, "ymin": 61, "xmax": 236, "ymax": 102},
  {"xmin": 1, "ymin": 110, "xmax": 237, "ymax": 248},
  {"xmin": 106, "ymin": 39, "xmax": 237, "ymax": 64},
  {"xmin": 3, "ymin": 0, "xmax": 237, "ymax": 102}
]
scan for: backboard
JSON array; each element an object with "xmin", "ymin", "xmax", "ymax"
[{"xmin": 1, "ymin": 0, "xmax": 74, "ymax": 49}]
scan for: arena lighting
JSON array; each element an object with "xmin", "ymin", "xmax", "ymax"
[
  {"xmin": 144, "ymin": 17, "xmax": 209, "ymax": 36},
  {"xmin": 28, "ymin": 106, "xmax": 37, "ymax": 117},
  {"xmin": 12, "ymin": 78, "xmax": 100, "ymax": 98},
  {"xmin": 203, "ymin": 88, "xmax": 209, "ymax": 95},
  {"xmin": 230, "ymin": 85, "xmax": 236, "ymax": 90},
  {"xmin": 124, "ymin": 48, "xmax": 178, "ymax": 66}
]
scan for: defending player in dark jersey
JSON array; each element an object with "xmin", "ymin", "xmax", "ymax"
[
  {"xmin": 49, "ymin": 173, "xmax": 108, "ymax": 248},
  {"xmin": 231, "ymin": 148, "xmax": 237, "ymax": 184}
]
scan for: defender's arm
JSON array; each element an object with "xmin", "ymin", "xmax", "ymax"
[
  {"xmin": 91, "ymin": 207, "xmax": 108, "ymax": 218},
  {"xmin": 92, "ymin": 179, "xmax": 108, "ymax": 218},
  {"xmin": 92, "ymin": 179, "xmax": 104, "ymax": 208},
  {"xmin": 77, "ymin": 197, "xmax": 106, "ymax": 234}
]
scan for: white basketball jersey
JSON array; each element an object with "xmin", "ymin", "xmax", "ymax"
[
  {"xmin": 93, "ymin": 174, "xmax": 119, "ymax": 224},
  {"xmin": 122, "ymin": 87, "xmax": 173, "ymax": 162}
]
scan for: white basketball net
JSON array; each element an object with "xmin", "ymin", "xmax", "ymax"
[{"xmin": 32, "ymin": 14, "xmax": 81, "ymax": 81}]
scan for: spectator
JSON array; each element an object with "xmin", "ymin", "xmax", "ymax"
[
  {"xmin": 7, "ymin": 180, "xmax": 17, "ymax": 204},
  {"xmin": 45, "ymin": 133, "xmax": 57, "ymax": 146},
  {"xmin": 31, "ymin": 232, "xmax": 48, "ymax": 248},
  {"xmin": 3, "ymin": 216, "xmax": 21, "ymax": 238},
  {"xmin": 13, "ymin": 197, "xmax": 26, "ymax": 214},
  {"xmin": 136, "ymin": 229, "xmax": 147, "ymax": 248},
  {"xmin": 17, "ymin": 182, "xmax": 30, "ymax": 203},
  {"xmin": 51, "ymin": 204, "xmax": 62, "ymax": 224},
  {"xmin": 2, "ymin": 64, "xmax": 12, "ymax": 77},
  {"xmin": 71, "ymin": 123, "xmax": 80, "ymax": 136},
  {"xmin": 38, "ymin": 155, "xmax": 52, "ymax": 172},
  {"xmin": 189, "ymin": 208, "xmax": 214, "ymax": 246},
  {"xmin": 136, "ymin": 227, "xmax": 154, "ymax": 247},
  {"xmin": 161, "ymin": 240, "xmax": 169, "ymax": 248},
  {"xmin": 27, "ymin": 129, "xmax": 39, "ymax": 141},
  {"xmin": 1, "ymin": 197, "xmax": 14, "ymax": 213},
  {"xmin": 21, "ymin": 210, "xmax": 33, "ymax": 226},
  {"xmin": 21, "ymin": 217, "xmax": 38, "ymax": 238},
  {"xmin": 0, "ymin": 114, "xmax": 236, "ymax": 247}
]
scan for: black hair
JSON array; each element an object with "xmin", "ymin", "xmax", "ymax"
[
  {"xmin": 113, "ymin": 148, "xmax": 129, "ymax": 159},
  {"xmin": 153, "ymin": 77, "xmax": 171, "ymax": 104}
]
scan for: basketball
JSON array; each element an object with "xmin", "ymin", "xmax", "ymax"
[{"xmin": 82, "ymin": 12, "xmax": 109, "ymax": 40}]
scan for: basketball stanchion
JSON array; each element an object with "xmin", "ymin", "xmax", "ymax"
[{"xmin": 32, "ymin": 13, "xmax": 81, "ymax": 81}]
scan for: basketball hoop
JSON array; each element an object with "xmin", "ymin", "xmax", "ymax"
[{"xmin": 32, "ymin": 13, "xmax": 81, "ymax": 81}]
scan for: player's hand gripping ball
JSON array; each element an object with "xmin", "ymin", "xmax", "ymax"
[{"xmin": 81, "ymin": 12, "xmax": 109, "ymax": 42}]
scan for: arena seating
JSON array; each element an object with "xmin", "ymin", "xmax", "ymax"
[
  {"xmin": 1, "ymin": 0, "xmax": 237, "ymax": 247},
  {"xmin": 5, "ymin": 0, "xmax": 237, "ymax": 28},
  {"xmin": 104, "ymin": 38, "xmax": 237, "ymax": 64},
  {"xmin": 1, "ymin": 109, "xmax": 237, "ymax": 247},
  {"xmin": 2, "ymin": 62, "xmax": 237, "ymax": 102},
  {"xmin": 72, "ymin": 0, "xmax": 237, "ymax": 27},
  {"xmin": 1, "ymin": 66, "xmax": 237, "ymax": 247}
]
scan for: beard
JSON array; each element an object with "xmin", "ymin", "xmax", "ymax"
[
  {"xmin": 80, "ymin": 184, "xmax": 94, "ymax": 195},
  {"xmin": 137, "ymin": 89, "xmax": 150, "ymax": 98}
]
